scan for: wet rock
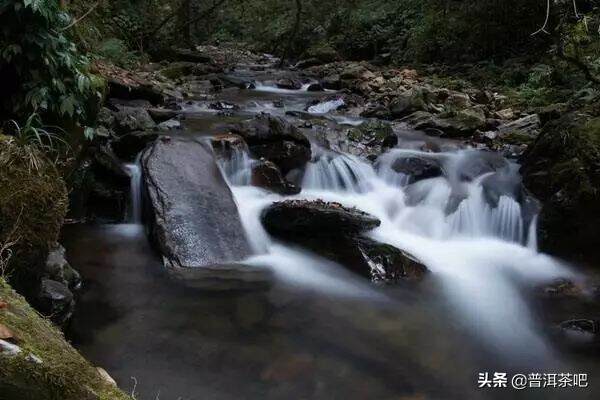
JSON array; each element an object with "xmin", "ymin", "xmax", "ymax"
[
  {"xmin": 36, "ymin": 279, "xmax": 74, "ymax": 325},
  {"xmin": 211, "ymin": 133, "xmax": 248, "ymax": 159},
  {"xmin": 262, "ymin": 200, "xmax": 380, "ymax": 238},
  {"xmin": 148, "ymin": 108, "xmax": 181, "ymax": 123},
  {"xmin": 156, "ymin": 118, "xmax": 182, "ymax": 131},
  {"xmin": 390, "ymin": 156, "xmax": 443, "ymax": 184},
  {"xmin": 218, "ymin": 75, "xmax": 256, "ymax": 89},
  {"xmin": 142, "ymin": 138, "xmax": 270, "ymax": 289},
  {"xmin": 276, "ymin": 78, "xmax": 303, "ymax": 90},
  {"xmin": 44, "ymin": 243, "xmax": 81, "ymax": 291},
  {"xmin": 558, "ymin": 319, "xmax": 600, "ymax": 346},
  {"xmin": 348, "ymin": 120, "xmax": 396, "ymax": 154},
  {"xmin": 295, "ymin": 58, "xmax": 322, "ymax": 69},
  {"xmin": 261, "ymin": 200, "xmax": 427, "ymax": 282},
  {"xmin": 495, "ymin": 114, "xmax": 541, "ymax": 142},
  {"xmin": 97, "ymin": 107, "xmax": 116, "ymax": 130},
  {"xmin": 321, "ymin": 74, "xmax": 342, "ymax": 90},
  {"xmin": 521, "ymin": 112, "xmax": 600, "ymax": 263},
  {"xmin": 407, "ymin": 109, "xmax": 486, "ymax": 138},
  {"xmin": 231, "ymin": 114, "xmax": 311, "ymax": 173},
  {"xmin": 306, "ymin": 83, "xmax": 324, "ymax": 92},
  {"xmin": 112, "ymin": 131, "xmax": 158, "ymax": 161},
  {"xmin": 209, "ymin": 101, "xmax": 239, "ymax": 111},
  {"xmin": 251, "ymin": 160, "xmax": 301, "ymax": 195},
  {"xmin": 389, "ymin": 89, "xmax": 429, "ymax": 119},
  {"xmin": 112, "ymin": 106, "xmax": 156, "ymax": 135},
  {"xmin": 166, "ymin": 47, "xmax": 213, "ymax": 63},
  {"xmin": 357, "ymin": 238, "xmax": 429, "ymax": 283},
  {"xmin": 159, "ymin": 61, "xmax": 196, "ymax": 80}
]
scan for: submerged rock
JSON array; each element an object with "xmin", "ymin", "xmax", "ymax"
[{"xmin": 142, "ymin": 138, "xmax": 270, "ymax": 290}]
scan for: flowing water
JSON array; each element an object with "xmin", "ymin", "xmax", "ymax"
[{"xmin": 64, "ymin": 68, "xmax": 599, "ymax": 400}]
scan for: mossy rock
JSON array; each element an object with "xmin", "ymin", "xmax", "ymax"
[
  {"xmin": 0, "ymin": 136, "xmax": 68, "ymax": 287},
  {"xmin": 303, "ymin": 43, "xmax": 341, "ymax": 64},
  {"xmin": 521, "ymin": 112, "xmax": 600, "ymax": 264},
  {"xmin": 0, "ymin": 278, "xmax": 132, "ymax": 400}
]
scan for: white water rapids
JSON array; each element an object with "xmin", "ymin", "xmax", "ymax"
[{"xmin": 215, "ymin": 141, "xmax": 574, "ymax": 362}]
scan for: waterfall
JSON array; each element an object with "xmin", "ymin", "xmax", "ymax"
[
  {"xmin": 124, "ymin": 159, "xmax": 142, "ymax": 224},
  {"xmin": 302, "ymin": 152, "xmax": 376, "ymax": 193},
  {"xmin": 219, "ymin": 143, "xmax": 571, "ymax": 359},
  {"xmin": 307, "ymin": 98, "xmax": 345, "ymax": 114},
  {"xmin": 213, "ymin": 142, "xmax": 255, "ymax": 186}
]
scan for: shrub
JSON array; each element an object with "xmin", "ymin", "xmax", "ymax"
[{"xmin": 0, "ymin": 0, "xmax": 103, "ymax": 134}]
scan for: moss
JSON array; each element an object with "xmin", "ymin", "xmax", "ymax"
[
  {"xmin": 0, "ymin": 278, "xmax": 132, "ymax": 400},
  {"xmin": 0, "ymin": 135, "xmax": 67, "ymax": 285},
  {"xmin": 521, "ymin": 112, "xmax": 600, "ymax": 263}
]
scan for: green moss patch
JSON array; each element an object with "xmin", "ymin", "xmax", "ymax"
[
  {"xmin": 0, "ymin": 135, "xmax": 67, "ymax": 283},
  {"xmin": 0, "ymin": 278, "xmax": 132, "ymax": 400}
]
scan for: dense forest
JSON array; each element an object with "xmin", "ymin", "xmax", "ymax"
[{"xmin": 1, "ymin": 1, "xmax": 599, "ymax": 399}]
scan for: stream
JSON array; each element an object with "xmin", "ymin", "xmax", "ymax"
[{"xmin": 63, "ymin": 65, "xmax": 598, "ymax": 399}]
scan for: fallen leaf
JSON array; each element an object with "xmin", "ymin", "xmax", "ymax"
[
  {"xmin": 0, "ymin": 323, "xmax": 14, "ymax": 340},
  {"xmin": 0, "ymin": 300, "xmax": 7, "ymax": 310}
]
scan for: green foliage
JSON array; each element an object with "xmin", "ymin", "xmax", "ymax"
[{"xmin": 0, "ymin": 0, "xmax": 103, "ymax": 136}]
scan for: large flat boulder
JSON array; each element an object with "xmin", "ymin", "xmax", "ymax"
[
  {"xmin": 142, "ymin": 138, "xmax": 270, "ymax": 289},
  {"xmin": 261, "ymin": 200, "xmax": 427, "ymax": 283}
]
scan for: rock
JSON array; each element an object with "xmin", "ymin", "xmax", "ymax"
[
  {"xmin": 306, "ymin": 83, "xmax": 324, "ymax": 92},
  {"xmin": 251, "ymin": 160, "xmax": 301, "ymax": 195},
  {"xmin": 496, "ymin": 114, "xmax": 541, "ymax": 141},
  {"xmin": 231, "ymin": 114, "xmax": 311, "ymax": 173},
  {"xmin": 321, "ymin": 74, "xmax": 342, "ymax": 90},
  {"xmin": 494, "ymin": 108, "xmax": 515, "ymax": 120},
  {"xmin": 218, "ymin": 75, "xmax": 256, "ymax": 89},
  {"xmin": 36, "ymin": 279, "xmax": 74, "ymax": 325},
  {"xmin": 558, "ymin": 319, "xmax": 599, "ymax": 346},
  {"xmin": 96, "ymin": 367, "xmax": 117, "ymax": 387},
  {"xmin": 97, "ymin": 107, "xmax": 116, "ymax": 130},
  {"xmin": 262, "ymin": 200, "xmax": 380, "ymax": 238},
  {"xmin": 295, "ymin": 58, "xmax": 322, "ymax": 69},
  {"xmin": 159, "ymin": 61, "xmax": 196, "ymax": 79},
  {"xmin": 389, "ymin": 89, "xmax": 428, "ymax": 119},
  {"xmin": 521, "ymin": 112, "xmax": 600, "ymax": 264},
  {"xmin": 166, "ymin": 47, "xmax": 213, "ymax": 63},
  {"xmin": 209, "ymin": 101, "xmax": 239, "ymax": 111},
  {"xmin": 340, "ymin": 63, "xmax": 368, "ymax": 80},
  {"xmin": 112, "ymin": 106, "xmax": 156, "ymax": 135},
  {"xmin": 112, "ymin": 131, "xmax": 158, "ymax": 161},
  {"xmin": 44, "ymin": 243, "xmax": 81, "ymax": 291},
  {"xmin": 156, "ymin": 118, "xmax": 182, "ymax": 131},
  {"xmin": 348, "ymin": 119, "xmax": 396, "ymax": 153},
  {"xmin": 357, "ymin": 238, "xmax": 429, "ymax": 283},
  {"xmin": 148, "ymin": 108, "xmax": 181, "ymax": 123},
  {"xmin": 276, "ymin": 78, "xmax": 302, "ymax": 90},
  {"xmin": 211, "ymin": 133, "xmax": 248, "ymax": 159},
  {"xmin": 390, "ymin": 156, "xmax": 443, "ymax": 184},
  {"xmin": 407, "ymin": 109, "xmax": 486, "ymax": 138},
  {"xmin": 142, "ymin": 138, "xmax": 270, "ymax": 290},
  {"xmin": 260, "ymin": 200, "xmax": 427, "ymax": 282}
]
